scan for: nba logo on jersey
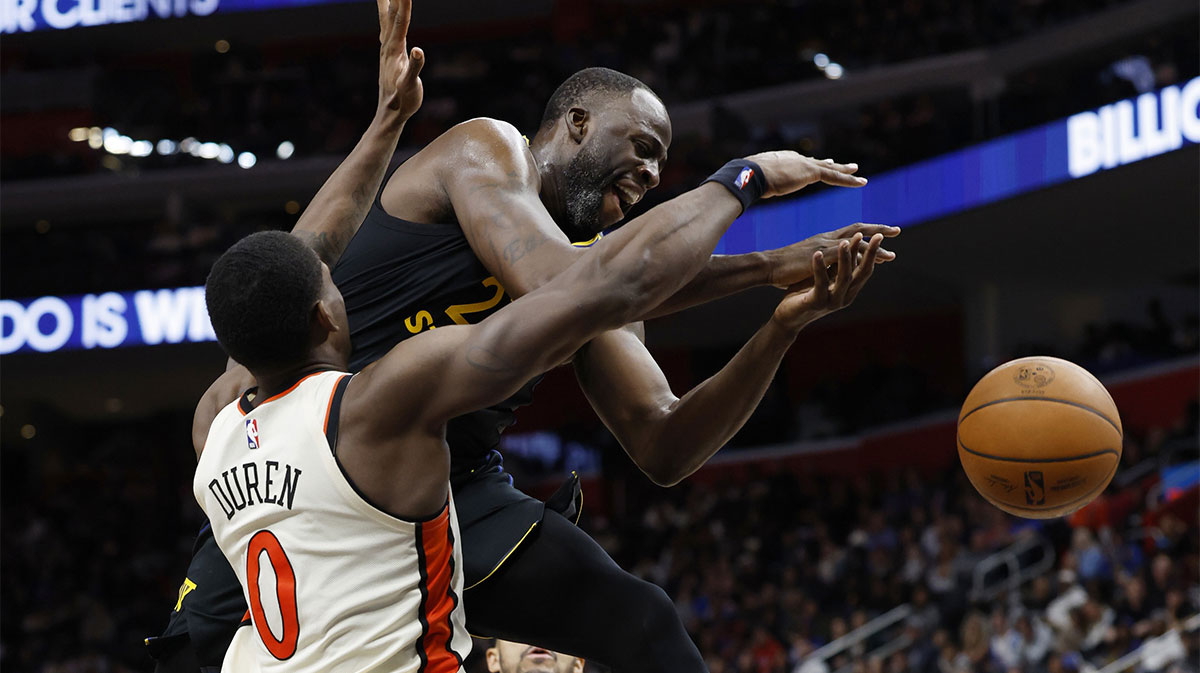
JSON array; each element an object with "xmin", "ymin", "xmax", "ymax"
[
  {"xmin": 735, "ymin": 166, "xmax": 754, "ymax": 190},
  {"xmin": 245, "ymin": 419, "xmax": 260, "ymax": 449}
]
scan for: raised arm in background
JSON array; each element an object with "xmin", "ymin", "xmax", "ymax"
[
  {"xmin": 191, "ymin": 0, "xmax": 424, "ymax": 451},
  {"xmin": 290, "ymin": 0, "xmax": 424, "ymax": 266}
]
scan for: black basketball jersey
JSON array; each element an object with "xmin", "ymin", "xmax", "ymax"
[{"xmin": 331, "ymin": 186, "xmax": 538, "ymax": 480}]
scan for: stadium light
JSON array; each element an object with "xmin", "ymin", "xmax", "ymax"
[
  {"xmin": 237, "ymin": 152, "xmax": 257, "ymax": 169},
  {"xmin": 276, "ymin": 141, "xmax": 295, "ymax": 160},
  {"xmin": 198, "ymin": 142, "xmax": 220, "ymax": 160},
  {"xmin": 103, "ymin": 130, "xmax": 132, "ymax": 155}
]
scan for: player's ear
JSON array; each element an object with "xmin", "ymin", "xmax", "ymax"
[
  {"xmin": 312, "ymin": 300, "xmax": 339, "ymax": 334},
  {"xmin": 567, "ymin": 107, "xmax": 588, "ymax": 144},
  {"xmin": 573, "ymin": 657, "xmax": 585, "ymax": 673},
  {"xmin": 484, "ymin": 646, "xmax": 501, "ymax": 672}
]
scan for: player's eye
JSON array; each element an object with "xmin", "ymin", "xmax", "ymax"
[{"xmin": 634, "ymin": 139, "xmax": 653, "ymax": 156}]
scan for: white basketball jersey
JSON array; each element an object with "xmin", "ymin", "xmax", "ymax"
[{"xmin": 194, "ymin": 370, "xmax": 470, "ymax": 673}]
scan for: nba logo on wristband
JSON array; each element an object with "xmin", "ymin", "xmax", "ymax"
[
  {"xmin": 735, "ymin": 166, "xmax": 755, "ymax": 189},
  {"xmin": 246, "ymin": 419, "xmax": 260, "ymax": 449}
]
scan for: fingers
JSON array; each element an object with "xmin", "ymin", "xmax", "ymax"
[
  {"xmin": 811, "ymin": 251, "xmax": 830, "ymax": 303},
  {"xmin": 847, "ymin": 222, "xmax": 900, "ymax": 237},
  {"xmin": 846, "ymin": 234, "xmax": 883, "ymax": 302},
  {"xmin": 394, "ymin": 0, "xmax": 412, "ymax": 39},
  {"xmin": 819, "ymin": 165, "xmax": 868, "ymax": 187},
  {"xmin": 818, "ymin": 157, "xmax": 858, "ymax": 174},
  {"xmin": 379, "ymin": 0, "xmax": 411, "ymax": 47},
  {"xmin": 376, "ymin": 0, "xmax": 388, "ymax": 41},
  {"xmin": 851, "ymin": 235, "xmax": 895, "ymax": 262},
  {"xmin": 837, "ymin": 222, "xmax": 898, "ymax": 262},
  {"xmin": 405, "ymin": 47, "xmax": 425, "ymax": 82},
  {"xmin": 831, "ymin": 237, "xmax": 855, "ymax": 303}
]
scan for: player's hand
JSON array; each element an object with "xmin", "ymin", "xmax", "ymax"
[
  {"xmin": 746, "ymin": 151, "xmax": 867, "ymax": 198},
  {"xmin": 771, "ymin": 233, "xmax": 884, "ymax": 332},
  {"xmin": 765, "ymin": 223, "xmax": 899, "ymax": 288},
  {"xmin": 376, "ymin": 0, "xmax": 424, "ymax": 120}
]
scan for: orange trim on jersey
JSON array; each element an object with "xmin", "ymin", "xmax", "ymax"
[
  {"xmin": 417, "ymin": 504, "xmax": 462, "ymax": 671},
  {"xmin": 322, "ymin": 382, "xmax": 338, "ymax": 434},
  {"xmin": 238, "ymin": 372, "xmax": 328, "ymax": 416},
  {"xmin": 259, "ymin": 371, "xmax": 326, "ymax": 406}
]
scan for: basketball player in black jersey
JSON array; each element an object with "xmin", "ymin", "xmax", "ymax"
[
  {"xmin": 322, "ymin": 74, "xmax": 895, "ymax": 669},
  {"xmin": 149, "ymin": 2, "xmax": 897, "ymax": 668}
]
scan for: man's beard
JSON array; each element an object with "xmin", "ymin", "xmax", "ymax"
[{"xmin": 559, "ymin": 141, "xmax": 612, "ymax": 241}]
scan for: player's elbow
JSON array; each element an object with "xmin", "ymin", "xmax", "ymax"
[
  {"xmin": 625, "ymin": 432, "xmax": 689, "ymax": 487},
  {"xmin": 638, "ymin": 455, "xmax": 688, "ymax": 487}
]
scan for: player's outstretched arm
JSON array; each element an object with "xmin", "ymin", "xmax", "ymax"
[
  {"xmin": 575, "ymin": 234, "xmax": 887, "ymax": 486},
  {"xmin": 359, "ymin": 177, "xmax": 750, "ymax": 424},
  {"xmin": 338, "ymin": 178, "xmax": 758, "ymax": 516},
  {"xmin": 290, "ymin": 0, "xmax": 424, "ymax": 266},
  {"xmin": 441, "ymin": 121, "xmax": 883, "ymax": 317},
  {"xmin": 643, "ymin": 221, "xmax": 899, "ymax": 319}
]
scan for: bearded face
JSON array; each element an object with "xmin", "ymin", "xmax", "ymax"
[{"xmin": 558, "ymin": 138, "xmax": 613, "ymax": 241}]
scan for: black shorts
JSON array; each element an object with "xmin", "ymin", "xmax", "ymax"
[
  {"xmin": 145, "ymin": 523, "xmax": 249, "ymax": 670},
  {"xmin": 147, "ymin": 466, "xmax": 579, "ymax": 662}
]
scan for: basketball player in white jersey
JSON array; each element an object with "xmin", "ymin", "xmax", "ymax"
[
  {"xmin": 194, "ymin": 154, "xmax": 886, "ymax": 670},
  {"xmin": 486, "ymin": 639, "xmax": 583, "ymax": 673}
]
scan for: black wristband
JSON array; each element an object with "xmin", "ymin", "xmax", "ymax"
[{"xmin": 703, "ymin": 159, "xmax": 766, "ymax": 213}]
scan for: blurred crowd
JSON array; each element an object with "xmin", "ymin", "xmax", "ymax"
[
  {"xmin": 3, "ymin": 392, "xmax": 1195, "ymax": 672},
  {"xmin": 4, "ymin": 0, "xmax": 1196, "ymax": 183},
  {"xmin": 579, "ymin": 408, "xmax": 1199, "ymax": 673},
  {"xmin": 1, "ymin": 411, "xmax": 202, "ymax": 672}
]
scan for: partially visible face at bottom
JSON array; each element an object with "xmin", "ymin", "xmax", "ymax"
[{"xmin": 486, "ymin": 640, "xmax": 585, "ymax": 673}]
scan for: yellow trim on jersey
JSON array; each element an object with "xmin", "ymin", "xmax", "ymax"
[
  {"xmin": 174, "ymin": 577, "xmax": 198, "ymax": 612},
  {"xmin": 573, "ymin": 471, "xmax": 584, "ymax": 526},
  {"xmin": 572, "ymin": 232, "xmax": 603, "ymax": 247},
  {"xmin": 463, "ymin": 521, "xmax": 540, "ymax": 591}
]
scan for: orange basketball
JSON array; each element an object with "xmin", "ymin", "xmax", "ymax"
[{"xmin": 957, "ymin": 356, "xmax": 1122, "ymax": 519}]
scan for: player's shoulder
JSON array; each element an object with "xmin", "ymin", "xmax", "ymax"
[
  {"xmin": 435, "ymin": 118, "xmax": 537, "ymax": 180},
  {"xmin": 446, "ymin": 117, "xmax": 526, "ymax": 149}
]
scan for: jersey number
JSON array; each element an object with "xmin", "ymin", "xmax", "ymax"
[
  {"xmin": 444, "ymin": 276, "xmax": 505, "ymax": 325},
  {"xmin": 246, "ymin": 530, "xmax": 299, "ymax": 659}
]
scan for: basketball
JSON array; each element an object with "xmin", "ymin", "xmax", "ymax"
[{"xmin": 958, "ymin": 356, "xmax": 1123, "ymax": 519}]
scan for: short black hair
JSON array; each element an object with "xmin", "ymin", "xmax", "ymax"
[
  {"xmin": 539, "ymin": 67, "xmax": 657, "ymax": 130},
  {"xmin": 205, "ymin": 231, "xmax": 323, "ymax": 371}
]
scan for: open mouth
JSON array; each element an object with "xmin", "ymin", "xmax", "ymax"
[
  {"xmin": 610, "ymin": 180, "xmax": 642, "ymax": 215},
  {"xmin": 524, "ymin": 646, "xmax": 554, "ymax": 661}
]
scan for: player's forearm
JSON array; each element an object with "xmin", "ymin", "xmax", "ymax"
[
  {"xmin": 639, "ymin": 252, "xmax": 772, "ymax": 319},
  {"xmin": 292, "ymin": 111, "xmax": 407, "ymax": 265},
  {"xmin": 634, "ymin": 318, "xmax": 801, "ymax": 486},
  {"xmin": 589, "ymin": 182, "xmax": 743, "ymax": 322}
]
